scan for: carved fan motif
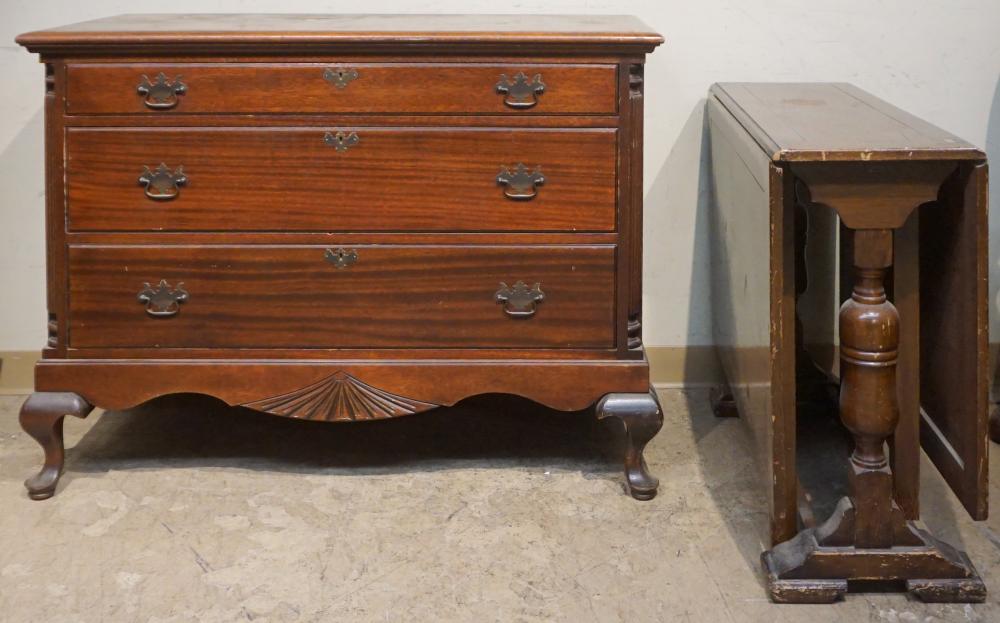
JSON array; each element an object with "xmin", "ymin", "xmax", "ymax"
[{"xmin": 241, "ymin": 372, "xmax": 439, "ymax": 421}]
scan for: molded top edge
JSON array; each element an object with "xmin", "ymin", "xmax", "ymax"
[
  {"xmin": 17, "ymin": 14, "xmax": 665, "ymax": 53},
  {"xmin": 710, "ymin": 82, "xmax": 985, "ymax": 163}
]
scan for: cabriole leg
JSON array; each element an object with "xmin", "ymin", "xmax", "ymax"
[
  {"xmin": 19, "ymin": 392, "xmax": 93, "ymax": 500},
  {"xmin": 596, "ymin": 387, "xmax": 663, "ymax": 500}
]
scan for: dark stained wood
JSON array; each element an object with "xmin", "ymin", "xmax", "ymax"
[
  {"xmin": 66, "ymin": 232, "xmax": 619, "ymax": 245},
  {"xmin": 241, "ymin": 371, "xmax": 441, "ymax": 421},
  {"xmin": 892, "ymin": 206, "xmax": 921, "ymax": 519},
  {"xmin": 17, "ymin": 14, "xmax": 664, "ymax": 55},
  {"xmin": 19, "ymin": 392, "xmax": 94, "ymax": 500},
  {"xmin": 68, "ymin": 244, "xmax": 616, "ymax": 349},
  {"xmin": 17, "ymin": 15, "xmax": 663, "ymax": 500},
  {"xmin": 919, "ymin": 162, "xmax": 990, "ymax": 519},
  {"xmin": 770, "ymin": 163, "xmax": 799, "ymax": 541},
  {"xmin": 792, "ymin": 182, "xmax": 836, "ymax": 408},
  {"xmin": 707, "ymin": 95, "xmax": 797, "ymax": 544},
  {"xmin": 34, "ymin": 359, "xmax": 650, "ymax": 413},
  {"xmin": 762, "ymin": 185, "xmax": 985, "ymax": 604},
  {"xmin": 66, "ymin": 63, "xmax": 618, "ymax": 115},
  {"xmin": 59, "ymin": 348, "xmax": 620, "ymax": 361},
  {"xmin": 595, "ymin": 388, "xmax": 663, "ymax": 499},
  {"xmin": 793, "ymin": 161, "xmax": 957, "ymax": 230},
  {"xmin": 44, "ymin": 61, "xmax": 68, "ymax": 357},
  {"xmin": 710, "ymin": 390, "xmax": 739, "ymax": 419},
  {"xmin": 623, "ymin": 63, "xmax": 644, "ymax": 351},
  {"xmin": 839, "ymin": 228, "xmax": 899, "ymax": 549},
  {"xmin": 709, "ymin": 82, "xmax": 989, "ymax": 601},
  {"xmin": 66, "ymin": 127, "xmax": 617, "ymax": 232},
  {"xmin": 62, "ymin": 112, "xmax": 620, "ymax": 129},
  {"xmin": 763, "ymin": 501, "xmax": 986, "ymax": 603},
  {"xmin": 711, "ymin": 83, "xmax": 984, "ymax": 162},
  {"xmin": 19, "ymin": 13, "xmax": 659, "ymax": 37}
]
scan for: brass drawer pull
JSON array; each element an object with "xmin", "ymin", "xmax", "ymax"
[
  {"xmin": 139, "ymin": 164, "xmax": 187, "ymax": 201},
  {"xmin": 496, "ymin": 72, "xmax": 545, "ymax": 109},
  {"xmin": 324, "ymin": 131, "xmax": 360, "ymax": 152},
  {"xmin": 496, "ymin": 281, "xmax": 544, "ymax": 318},
  {"xmin": 137, "ymin": 73, "xmax": 186, "ymax": 110},
  {"xmin": 138, "ymin": 280, "xmax": 188, "ymax": 317},
  {"xmin": 323, "ymin": 67, "xmax": 359, "ymax": 89},
  {"xmin": 497, "ymin": 164, "xmax": 544, "ymax": 201},
  {"xmin": 324, "ymin": 248, "xmax": 358, "ymax": 269}
]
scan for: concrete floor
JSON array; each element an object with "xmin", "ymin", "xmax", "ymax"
[{"xmin": 1, "ymin": 389, "xmax": 999, "ymax": 622}]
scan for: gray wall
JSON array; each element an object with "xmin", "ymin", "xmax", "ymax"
[{"xmin": 1, "ymin": 1, "xmax": 997, "ymax": 350}]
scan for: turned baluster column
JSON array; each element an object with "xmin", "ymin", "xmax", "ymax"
[{"xmin": 838, "ymin": 228, "xmax": 897, "ymax": 548}]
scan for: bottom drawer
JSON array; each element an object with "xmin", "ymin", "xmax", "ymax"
[{"xmin": 68, "ymin": 245, "xmax": 616, "ymax": 349}]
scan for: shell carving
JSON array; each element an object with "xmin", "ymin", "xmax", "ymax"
[{"xmin": 241, "ymin": 372, "xmax": 438, "ymax": 422}]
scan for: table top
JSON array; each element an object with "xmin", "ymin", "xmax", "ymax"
[
  {"xmin": 17, "ymin": 14, "xmax": 664, "ymax": 54},
  {"xmin": 711, "ymin": 83, "xmax": 984, "ymax": 162}
]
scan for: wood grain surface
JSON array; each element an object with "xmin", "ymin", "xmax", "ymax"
[
  {"xmin": 68, "ymin": 244, "xmax": 616, "ymax": 349},
  {"xmin": 35, "ymin": 358, "xmax": 650, "ymax": 413},
  {"xmin": 15, "ymin": 16, "xmax": 662, "ymax": 501},
  {"xmin": 18, "ymin": 14, "xmax": 663, "ymax": 55},
  {"xmin": 711, "ymin": 83, "xmax": 984, "ymax": 162},
  {"xmin": 707, "ymin": 95, "xmax": 797, "ymax": 544},
  {"xmin": 710, "ymin": 82, "xmax": 990, "ymax": 602},
  {"xmin": 66, "ymin": 127, "xmax": 617, "ymax": 232},
  {"xmin": 66, "ymin": 63, "xmax": 618, "ymax": 115}
]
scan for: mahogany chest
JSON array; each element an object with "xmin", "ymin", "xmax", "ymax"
[{"xmin": 15, "ymin": 15, "xmax": 664, "ymax": 500}]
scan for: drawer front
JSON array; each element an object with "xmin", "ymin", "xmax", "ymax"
[
  {"xmin": 66, "ymin": 63, "xmax": 618, "ymax": 115},
  {"xmin": 68, "ymin": 245, "xmax": 616, "ymax": 349},
  {"xmin": 66, "ymin": 127, "xmax": 617, "ymax": 232}
]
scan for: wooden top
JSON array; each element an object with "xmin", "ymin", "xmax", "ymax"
[
  {"xmin": 17, "ymin": 14, "xmax": 664, "ymax": 55},
  {"xmin": 710, "ymin": 83, "xmax": 985, "ymax": 162}
]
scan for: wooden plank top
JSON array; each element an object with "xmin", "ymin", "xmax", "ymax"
[
  {"xmin": 710, "ymin": 83, "xmax": 984, "ymax": 162},
  {"xmin": 17, "ymin": 14, "xmax": 664, "ymax": 55}
]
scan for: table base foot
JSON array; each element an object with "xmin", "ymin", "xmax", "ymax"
[{"xmin": 762, "ymin": 498, "xmax": 985, "ymax": 603}]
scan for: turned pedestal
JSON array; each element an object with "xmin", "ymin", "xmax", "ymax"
[{"xmin": 762, "ymin": 228, "xmax": 984, "ymax": 602}]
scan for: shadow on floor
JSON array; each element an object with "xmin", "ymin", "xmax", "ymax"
[{"xmin": 63, "ymin": 392, "xmax": 628, "ymax": 486}]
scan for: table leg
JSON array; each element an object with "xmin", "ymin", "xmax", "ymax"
[
  {"xmin": 839, "ymin": 230, "xmax": 898, "ymax": 547},
  {"xmin": 760, "ymin": 228, "xmax": 985, "ymax": 603}
]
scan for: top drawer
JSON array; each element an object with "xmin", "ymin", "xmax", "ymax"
[{"xmin": 65, "ymin": 63, "xmax": 619, "ymax": 115}]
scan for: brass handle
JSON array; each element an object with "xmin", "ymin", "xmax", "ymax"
[
  {"xmin": 137, "ymin": 73, "xmax": 186, "ymax": 110},
  {"xmin": 495, "ymin": 72, "xmax": 545, "ymax": 109},
  {"xmin": 324, "ymin": 248, "xmax": 358, "ymax": 269},
  {"xmin": 139, "ymin": 164, "xmax": 187, "ymax": 201},
  {"xmin": 497, "ymin": 164, "xmax": 544, "ymax": 201},
  {"xmin": 496, "ymin": 281, "xmax": 544, "ymax": 318},
  {"xmin": 138, "ymin": 280, "xmax": 188, "ymax": 317},
  {"xmin": 323, "ymin": 67, "xmax": 359, "ymax": 89},
  {"xmin": 324, "ymin": 131, "xmax": 360, "ymax": 153}
]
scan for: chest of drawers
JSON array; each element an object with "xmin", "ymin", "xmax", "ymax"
[{"xmin": 15, "ymin": 14, "xmax": 664, "ymax": 500}]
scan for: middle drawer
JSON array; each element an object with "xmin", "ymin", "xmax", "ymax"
[{"xmin": 66, "ymin": 127, "xmax": 617, "ymax": 232}]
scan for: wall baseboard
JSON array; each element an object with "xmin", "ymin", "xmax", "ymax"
[
  {"xmin": 652, "ymin": 343, "xmax": 1000, "ymax": 400},
  {"xmin": 2, "ymin": 346, "xmax": 997, "ymax": 396},
  {"xmin": 0, "ymin": 351, "xmax": 37, "ymax": 394},
  {"xmin": 647, "ymin": 345, "xmax": 725, "ymax": 388}
]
